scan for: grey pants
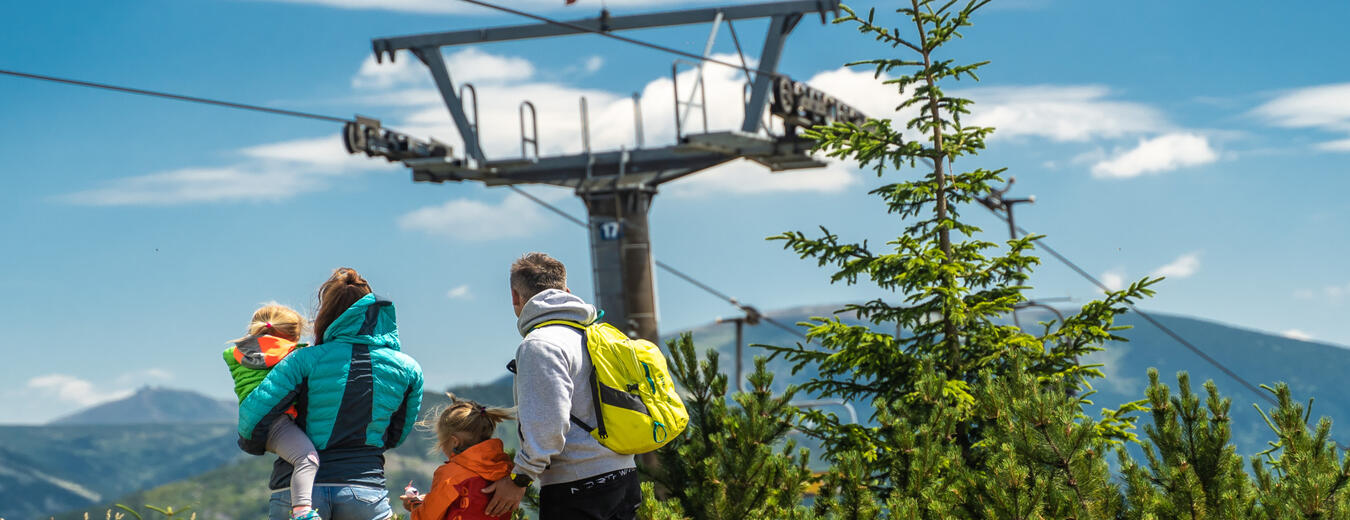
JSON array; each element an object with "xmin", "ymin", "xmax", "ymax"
[{"xmin": 267, "ymin": 415, "xmax": 319, "ymax": 507}]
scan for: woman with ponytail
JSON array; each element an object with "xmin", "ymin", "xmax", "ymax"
[{"xmin": 238, "ymin": 268, "xmax": 424, "ymax": 520}]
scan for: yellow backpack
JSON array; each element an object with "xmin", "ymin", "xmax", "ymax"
[{"xmin": 534, "ymin": 320, "xmax": 688, "ymax": 455}]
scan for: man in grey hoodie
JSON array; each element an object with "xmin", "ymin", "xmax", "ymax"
[{"xmin": 483, "ymin": 252, "xmax": 640, "ymax": 520}]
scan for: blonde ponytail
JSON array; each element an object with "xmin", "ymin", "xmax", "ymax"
[
  {"xmin": 417, "ymin": 393, "xmax": 515, "ymax": 456},
  {"xmin": 232, "ymin": 303, "xmax": 305, "ymax": 344}
]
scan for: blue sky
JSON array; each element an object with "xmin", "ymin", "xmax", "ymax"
[{"xmin": 3, "ymin": 0, "xmax": 1349, "ymax": 424}]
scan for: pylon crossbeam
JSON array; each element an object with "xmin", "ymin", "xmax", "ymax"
[
  {"xmin": 371, "ymin": 0, "xmax": 838, "ymax": 55},
  {"xmin": 404, "ymin": 131, "xmax": 819, "ymax": 189},
  {"xmin": 372, "ymin": 0, "xmax": 836, "ymax": 183}
]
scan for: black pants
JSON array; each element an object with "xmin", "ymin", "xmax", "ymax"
[{"xmin": 539, "ymin": 468, "xmax": 641, "ymax": 520}]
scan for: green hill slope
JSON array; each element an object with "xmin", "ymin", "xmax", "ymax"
[{"xmin": 0, "ymin": 423, "xmax": 242, "ymax": 520}]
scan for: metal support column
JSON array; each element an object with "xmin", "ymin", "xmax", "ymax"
[
  {"xmin": 740, "ymin": 14, "xmax": 798, "ymax": 133},
  {"xmin": 583, "ymin": 188, "xmax": 660, "ymax": 342}
]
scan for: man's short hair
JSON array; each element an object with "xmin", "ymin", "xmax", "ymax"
[{"xmin": 510, "ymin": 252, "xmax": 567, "ymax": 298}]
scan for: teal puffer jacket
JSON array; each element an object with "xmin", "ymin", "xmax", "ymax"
[{"xmin": 237, "ymin": 294, "xmax": 423, "ymax": 489}]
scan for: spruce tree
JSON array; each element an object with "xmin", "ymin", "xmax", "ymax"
[
  {"xmin": 1249, "ymin": 383, "xmax": 1350, "ymax": 518},
  {"xmin": 766, "ymin": 0, "xmax": 1150, "ymax": 515},
  {"xmin": 1120, "ymin": 372, "xmax": 1350, "ymax": 519},
  {"xmin": 1120, "ymin": 370, "xmax": 1256, "ymax": 519},
  {"xmin": 639, "ymin": 335, "xmax": 815, "ymax": 520}
]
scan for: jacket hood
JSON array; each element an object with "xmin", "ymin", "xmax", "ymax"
[
  {"xmin": 450, "ymin": 438, "xmax": 512, "ymax": 481},
  {"xmin": 233, "ymin": 334, "xmax": 299, "ymax": 369},
  {"xmin": 323, "ymin": 293, "xmax": 400, "ymax": 349},
  {"xmin": 516, "ymin": 289, "xmax": 597, "ymax": 337}
]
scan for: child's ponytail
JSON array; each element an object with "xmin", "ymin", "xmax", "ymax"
[
  {"xmin": 418, "ymin": 393, "xmax": 515, "ymax": 456},
  {"xmin": 480, "ymin": 406, "xmax": 514, "ymax": 427},
  {"xmin": 232, "ymin": 303, "xmax": 305, "ymax": 344}
]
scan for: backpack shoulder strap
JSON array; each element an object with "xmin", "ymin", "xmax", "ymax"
[
  {"xmin": 530, "ymin": 320, "xmax": 586, "ymax": 331},
  {"xmin": 524, "ymin": 319, "xmax": 602, "ymax": 435}
]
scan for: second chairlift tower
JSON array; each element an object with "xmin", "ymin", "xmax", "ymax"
[{"xmin": 347, "ymin": 0, "xmax": 865, "ymax": 343}]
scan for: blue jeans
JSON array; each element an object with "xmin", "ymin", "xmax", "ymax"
[{"xmin": 269, "ymin": 484, "xmax": 392, "ymax": 520}]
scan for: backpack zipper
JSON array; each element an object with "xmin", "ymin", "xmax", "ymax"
[{"xmin": 642, "ymin": 362, "xmax": 656, "ymax": 393}]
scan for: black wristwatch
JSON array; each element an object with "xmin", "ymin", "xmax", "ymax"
[{"xmin": 510, "ymin": 472, "xmax": 533, "ymax": 488}]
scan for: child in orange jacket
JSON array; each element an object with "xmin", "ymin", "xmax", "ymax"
[{"xmin": 402, "ymin": 395, "xmax": 515, "ymax": 520}]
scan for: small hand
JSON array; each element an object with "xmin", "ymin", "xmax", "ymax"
[
  {"xmin": 399, "ymin": 492, "xmax": 423, "ymax": 512},
  {"xmin": 482, "ymin": 476, "xmax": 526, "ymax": 518}
]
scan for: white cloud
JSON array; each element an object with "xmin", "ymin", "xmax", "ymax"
[
  {"xmin": 27, "ymin": 374, "xmax": 131, "ymax": 407},
  {"xmin": 1091, "ymin": 133, "xmax": 1218, "ymax": 178},
  {"xmin": 665, "ymin": 159, "xmax": 860, "ymax": 198},
  {"xmin": 1317, "ymin": 138, "xmax": 1350, "ymax": 152},
  {"xmin": 1253, "ymin": 83, "xmax": 1350, "ymax": 131},
  {"xmin": 446, "ymin": 285, "xmax": 474, "ymax": 300},
  {"xmin": 63, "ymin": 136, "xmax": 394, "ymax": 206},
  {"xmin": 962, "ymin": 85, "xmax": 1168, "ymax": 142},
  {"xmin": 1080, "ymin": 343, "xmax": 1140, "ymax": 395},
  {"xmin": 239, "ymin": 136, "xmax": 370, "ymax": 168},
  {"xmin": 1295, "ymin": 282, "xmax": 1350, "ymax": 303},
  {"xmin": 1150, "ymin": 252, "xmax": 1201, "ymax": 279},
  {"xmin": 263, "ymin": 0, "xmax": 721, "ymax": 14},
  {"xmin": 398, "ymin": 189, "xmax": 569, "ymax": 241},
  {"xmin": 1100, "ymin": 253, "xmax": 1199, "ymax": 292},
  {"xmin": 1100, "ymin": 270, "xmax": 1125, "ymax": 292},
  {"xmin": 353, "ymin": 54, "xmax": 429, "ymax": 90},
  {"xmin": 1282, "ymin": 329, "xmax": 1314, "ymax": 342},
  {"xmin": 114, "ymin": 368, "xmax": 173, "ymax": 387},
  {"xmin": 805, "ymin": 67, "xmax": 912, "ymax": 122},
  {"xmin": 806, "ymin": 79, "xmax": 1175, "ymax": 150},
  {"xmin": 583, "ymin": 56, "xmax": 605, "ymax": 74},
  {"xmin": 354, "ymin": 49, "xmax": 536, "ymax": 90},
  {"xmin": 1252, "ymin": 83, "xmax": 1350, "ymax": 153}
]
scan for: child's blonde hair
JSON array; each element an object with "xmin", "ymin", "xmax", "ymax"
[
  {"xmin": 420, "ymin": 393, "xmax": 515, "ymax": 456},
  {"xmin": 233, "ymin": 303, "xmax": 305, "ymax": 343}
]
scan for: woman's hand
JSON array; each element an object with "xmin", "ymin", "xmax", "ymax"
[{"xmin": 399, "ymin": 492, "xmax": 423, "ymax": 512}]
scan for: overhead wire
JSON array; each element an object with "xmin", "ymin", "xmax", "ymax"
[
  {"xmin": 458, "ymin": 0, "xmax": 793, "ymax": 80},
  {"xmin": 899, "ymin": 148, "xmax": 1281, "ymax": 409},
  {"xmin": 1005, "ymin": 210, "xmax": 1350, "ymax": 448},
  {"xmin": 0, "ymin": 68, "xmax": 352, "ymax": 124},
  {"xmin": 984, "ymin": 206, "xmax": 1279, "ymax": 406}
]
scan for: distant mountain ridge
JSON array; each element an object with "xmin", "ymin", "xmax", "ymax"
[{"xmin": 49, "ymin": 386, "xmax": 236, "ymax": 425}]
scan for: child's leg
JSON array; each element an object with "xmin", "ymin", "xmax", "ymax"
[{"xmin": 267, "ymin": 416, "xmax": 320, "ymax": 512}]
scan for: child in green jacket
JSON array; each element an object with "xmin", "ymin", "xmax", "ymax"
[{"xmin": 224, "ymin": 304, "xmax": 321, "ymax": 520}]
